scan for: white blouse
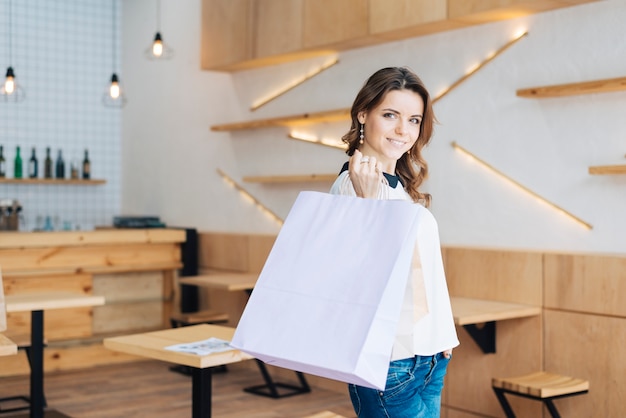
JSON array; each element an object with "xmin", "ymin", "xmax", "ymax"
[{"xmin": 330, "ymin": 170, "xmax": 459, "ymax": 360}]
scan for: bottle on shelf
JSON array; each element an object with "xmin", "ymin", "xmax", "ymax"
[
  {"xmin": 0, "ymin": 146, "xmax": 5, "ymax": 178},
  {"xmin": 55, "ymin": 149, "xmax": 65, "ymax": 179},
  {"xmin": 44, "ymin": 147, "xmax": 53, "ymax": 179},
  {"xmin": 82, "ymin": 149, "xmax": 90, "ymax": 180},
  {"xmin": 14, "ymin": 146, "xmax": 22, "ymax": 179},
  {"xmin": 28, "ymin": 147, "xmax": 39, "ymax": 178},
  {"xmin": 70, "ymin": 159, "xmax": 79, "ymax": 179}
]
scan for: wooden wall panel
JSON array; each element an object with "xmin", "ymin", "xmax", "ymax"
[
  {"xmin": 198, "ymin": 232, "xmax": 276, "ymax": 272},
  {"xmin": 0, "ymin": 271, "xmax": 6, "ymax": 332},
  {"xmin": 544, "ymin": 310, "xmax": 624, "ymax": 418},
  {"xmin": 0, "ymin": 244, "xmax": 181, "ymax": 274},
  {"xmin": 544, "ymin": 253, "xmax": 626, "ymax": 316},
  {"xmin": 92, "ymin": 271, "xmax": 165, "ymax": 333},
  {"xmin": 198, "ymin": 232, "xmax": 251, "ymax": 272},
  {"xmin": 443, "ymin": 247, "xmax": 543, "ymax": 305},
  {"xmin": 445, "ymin": 316, "xmax": 543, "ymax": 417},
  {"xmin": 3, "ymin": 274, "xmax": 94, "ymax": 340},
  {"xmin": 253, "ymin": 0, "xmax": 303, "ymax": 58},
  {"xmin": 368, "ymin": 0, "xmax": 447, "ymax": 34},
  {"xmin": 246, "ymin": 234, "xmax": 276, "ymax": 273},
  {"xmin": 302, "ymin": 0, "xmax": 368, "ymax": 49},
  {"xmin": 200, "ymin": 0, "xmax": 253, "ymax": 70}
]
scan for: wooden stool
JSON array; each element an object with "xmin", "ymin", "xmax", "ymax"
[
  {"xmin": 492, "ymin": 371, "xmax": 589, "ymax": 418},
  {"xmin": 170, "ymin": 310, "xmax": 229, "ymax": 328}
]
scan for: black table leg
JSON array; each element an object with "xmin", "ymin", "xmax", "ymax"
[
  {"xmin": 191, "ymin": 367, "xmax": 212, "ymax": 418},
  {"xmin": 30, "ymin": 310, "xmax": 45, "ymax": 418}
]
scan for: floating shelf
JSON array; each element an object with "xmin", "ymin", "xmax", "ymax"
[
  {"xmin": 211, "ymin": 108, "xmax": 350, "ymax": 132},
  {"xmin": 243, "ymin": 174, "xmax": 337, "ymax": 183},
  {"xmin": 588, "ymin": 165, "xmax": 626, "ymax": 175},
  {"xmin": 517, "ymin": 76, "xmax": 626, "ymax": 98},
  {"xmin": 0, "ymin": 178, "xmax": 106, "ymax": 185}
]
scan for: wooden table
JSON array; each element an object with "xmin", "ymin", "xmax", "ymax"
[
  {"xmin": 178, "ymin": 272, "xmax": 258, "ymax": 292},
  {"xmin": 5, "ymin": 292, "xmax": 105, "ymax": 418},
  {"xmin": 450, "ymin": 297, "xmax": 541, "ymax": 354},
  {"xmin": 179, "ymin": 272, "xmax": 311, "ymax": 399},
  {"xmin": 104, "ymin": 324, "xmax": 252, "ymax": 418},
  {"xmin": 0, "ymin": 333, "xmax": 17, "ymax": 356}
]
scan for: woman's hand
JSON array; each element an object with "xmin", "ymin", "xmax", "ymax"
[{"xmin": 348, "ymin": 150, "xmax": 384, "ymax": 199}]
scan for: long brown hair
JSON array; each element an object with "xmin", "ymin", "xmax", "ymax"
[{"xmin": 342, "ymin": 67, "xmax": 435, "ymax": 206}]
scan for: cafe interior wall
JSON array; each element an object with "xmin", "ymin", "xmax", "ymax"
[
  {"xmin": 0, "ymin": 0, "xmax": 122, "ymax": 232},
  {"xmin": 121, "ymin": 0, "xmax": 626, "ymax": 255}
]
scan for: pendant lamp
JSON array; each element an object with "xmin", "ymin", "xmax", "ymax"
[
  {"xmin": 103, "ymin": 0, "xmax": 127, "ymax": 108},
  {"xmin": 145, "ymin": 0, "xmax": 174, "ymax": 60},
  {"xmin": 1, "ymin": 0, "xmax": 25, "ymax": 102}
]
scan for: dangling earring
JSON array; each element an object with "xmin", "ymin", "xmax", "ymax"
[{"xmin": 359, "ymin": 124, "xmax": 364, "ymax": 145}]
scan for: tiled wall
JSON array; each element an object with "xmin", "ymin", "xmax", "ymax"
[{"xmin": 0, "ymin": 0, "xmax": 121, "ymax": 231}]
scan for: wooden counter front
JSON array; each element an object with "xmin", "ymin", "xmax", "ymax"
[{"xmin": 0, "ymin": 228, "xmax": 186, "ymax": 377}]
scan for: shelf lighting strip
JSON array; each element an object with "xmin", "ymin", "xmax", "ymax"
[
  {"xmin": 451, "ymin": 142, "xmax": 592, "ymax": 230},
  {"xmin": 287, "ymin": 132, "xmax": 347, "ymax": 150},
  {"xmin": 435, "ymin": 31, "xmax": 528, "ymax": 101},
  {"xmin": 216, "ymin": 168, "xmax": 284, "ymax": 225},
  {"xmin": 251, "ymin": 57, "xmax": 339, "ymax": 111},
  {"xmin": 287, "ymin": 31, "xmax": 528, "ymax": 146}
]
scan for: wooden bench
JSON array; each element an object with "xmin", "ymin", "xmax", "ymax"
[{"xmin": 492, "ymin": 371, "xmax": 589, "ymax": 418}]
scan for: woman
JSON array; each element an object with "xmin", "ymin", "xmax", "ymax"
[{"xmin": 330, "ymin": 67, "xmax": 459, "ymax": 418}]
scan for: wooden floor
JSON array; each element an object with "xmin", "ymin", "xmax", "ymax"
[{"xmin": 0, "ymin": 361, "xmax": 356, "ymax": 418}]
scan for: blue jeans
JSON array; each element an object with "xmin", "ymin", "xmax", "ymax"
[{"xmin": 349, "ymin": 353, "xmax": 451, "ymax": 418}]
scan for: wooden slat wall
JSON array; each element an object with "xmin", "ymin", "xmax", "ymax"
[
  {"xmin": 92, "ymin": 271, "xmax": 165, "ymax": 334},
  {"xmin": 442, "ymin": 247, "xmax": 543, "ymax": 418},
  {"xmin": 543, "ymin": 253, "xmax": 626, "ymax": 418},
  {"xmin": 196, "ymin": 232, "xmax": 276, "ymax": 329}
]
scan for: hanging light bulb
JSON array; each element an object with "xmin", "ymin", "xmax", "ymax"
[
  {"xmin": 1, "ymin": 0, "xmax": 25, "ymax": 103},
  {"xmin": 145, "ymin": 0, "xmax": 174, "ymax": 60},
  {"xmin": 3, "ymin": 67, "xmax": 15, "ymax": 95},
  {"xmin": 103, "ymin": 0, "xmax": 126, "ymax": 108}
]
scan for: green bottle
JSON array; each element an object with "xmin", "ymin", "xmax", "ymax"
[{"xmin": 14, "ymin": 146, "xmax": 22, "ymax": 179}]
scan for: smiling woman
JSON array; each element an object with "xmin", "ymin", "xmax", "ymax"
[{"xmin": 329, "ymin": 67, "xmax": 458, "ymax": 418}]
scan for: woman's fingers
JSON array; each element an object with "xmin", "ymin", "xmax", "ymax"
[{"xmin": 349, "ymin": 150, "xmax": 382, "ymax": 198}]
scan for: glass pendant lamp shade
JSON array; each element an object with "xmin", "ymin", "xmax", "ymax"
[
  {"xmin": 145, "ymin": 0, "xmax": 174, "ymax": 60},
  {"xmin": 103, "ymin": 73, "xmax": 126, "ymax": 107}
]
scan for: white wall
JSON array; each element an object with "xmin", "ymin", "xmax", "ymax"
[{"xmin": 122, "ymin": 0, "xmax": 626, "ymax": 254}]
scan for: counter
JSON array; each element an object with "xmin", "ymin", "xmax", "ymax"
[{"xmin": 0, "ymin": 228, "xmax": 185, "ymax": 377}]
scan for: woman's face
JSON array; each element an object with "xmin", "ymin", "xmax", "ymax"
[{"xmin": 358, "ymin": 89, "xmax": 424, "ymax": 173}]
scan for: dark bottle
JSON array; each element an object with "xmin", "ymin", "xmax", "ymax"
[
  {"xmin": 14, "ymin": 146, "xmax": 22, "ymax": 179},
  {"xmin": 28, "ymin": 147, "xmax": 39, "ymax": 178},
  {"xmin": 0, "ymin": 146, "xmax": 5, "ymax": 177},
  {"xmin": 82, "ymin": 149, "xmax": 91, "ymax": 180},
  {"xmin": 55, "ymin": 149, "xmax": 65, "ymax": 179},
  {"xmin": 44, "ymin": 147, "xmax": 53, "ymax": 179}
]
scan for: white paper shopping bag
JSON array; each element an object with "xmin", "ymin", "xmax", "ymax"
[{"xmin": 231, "ymin": 191, "xmax": 424, "ymax": 390}]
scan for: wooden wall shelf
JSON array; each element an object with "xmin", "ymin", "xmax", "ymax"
[
  {"xmin": 211, "ymin": 108, "xmax": 350, "ymax": 132},
  {"xmin": 243, "ymin": 174, "xmax": 337, "ymax": 183},
  {"xmin": 517, "ymin": 76, "xmax": 626, "ymax": 98},
  {"xmin": 0, "ymin": 178, "xmax": 106, "ymax": 185},
  {"xmin": 588, "ymin": 165, "xmax": 626, "ymax": 175}
]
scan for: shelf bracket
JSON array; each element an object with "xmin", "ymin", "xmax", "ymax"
[{"xmin": 463, "ymin": 321, "xmax": 496, "ymax": 354}]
